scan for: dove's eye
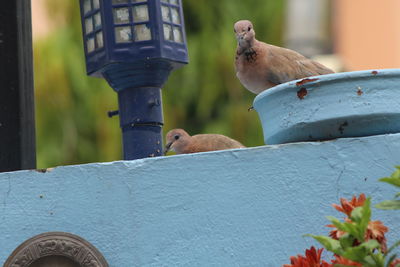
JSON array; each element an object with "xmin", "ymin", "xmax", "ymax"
[
  {"xmin": 174, "ymin": 135, "xmax": 180, "ymax": 140},
  {"xmin": 248, "ymin": 26, "xmax": 251, "ymax": 31}
]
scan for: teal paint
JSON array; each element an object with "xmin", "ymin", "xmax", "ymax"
[
  {"xmin": 254, "ymin": 69, "xmax": 400, "ymax": 145},
  {"xmin": 1, "ymin": 134, "xmax": 400, "ymax": 266}
]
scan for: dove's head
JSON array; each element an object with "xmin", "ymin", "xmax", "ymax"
[
  {"xmin": 164, "ymin": 128, "xmax": 190, "ymax": 154},
  {"xmin": 234, "ymin": 20, "xmax": 255, "ymax": 49}
]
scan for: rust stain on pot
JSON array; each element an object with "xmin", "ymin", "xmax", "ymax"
[
  {"xmin": 371, "ymin": 70, "xmax": 378, "ymax": 75},
  {"xmin": 296, "ymin": 78, "xmax": 319, "ymax": 86},
  {"xmin": 338, "ymin": 121, "xmax": 349, "ymax": 134},
  {"xmin": 357, "ymin": 87, "xmax": 363, "ymax": 96},
  {"xmin": 297, "ymin": 88, "xmax": 308, "ymax": 99}
]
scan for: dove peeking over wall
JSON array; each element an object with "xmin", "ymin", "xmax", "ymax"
[
  {"xmin": 234, "ymin": 20, "xmax": 334, "ymax": 94},
  {"xmin": 164, "ymin": 129, "xmax": 245, "ymax": 155}
]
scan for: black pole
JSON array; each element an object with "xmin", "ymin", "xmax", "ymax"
[{"xmin": 0, "ymin": 0, "xmax": 36, "ymax": 172}]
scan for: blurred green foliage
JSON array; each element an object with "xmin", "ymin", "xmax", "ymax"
[{"xmin": 34, "ymin": 0, "xmax": 285, "ymax": 168}]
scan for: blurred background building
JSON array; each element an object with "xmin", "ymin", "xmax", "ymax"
[
  {"xmin": 285, "ymin": 0, "xmax": 400, "ymax": 71},
  {"xmin": 32, "ymin": 0, "xmax": 52, "ymax": 39},
  {"xmin": 334, "ymin": 0, "xmax": 400, "ymax": 70},
  {"xmin": 30, "ymin": 0, "xmax": 400, "ymax": 168}
]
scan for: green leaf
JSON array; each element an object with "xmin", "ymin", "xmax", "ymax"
[
  {"xmin": 375, "ymin": 200, "xmax": 400, "ymax": 210},
  {"xmin": 361, "ymin": 239, "xmax": 381, "ymax": 250},
  {"xmin": 393, "ymin": 166, "xmax": 400, "ymax": 177},
  {"xmin": 327, "ymin": 215, "xmax": 364, "ymax": 242},
  {"xmin": 342, "ymin": 249, "xmax": 368, "ymax": 264},
  {"xmin": 369, "ymin": 252, "xmax": 386, "ymax": 267},
  {"xmin": 307, "ymin": 234, "xmax": 343, "ymax": 255},
  {"xmin": 326, "ymin": 215, "xmax": 343, "ymax": 223},
  {"xmin": 379, "ymin": 177, "xmax": 400, "ymax": 187},
  {"xmin": 358, "ymin": 198, "xmax": 371, "ymax": 239},
  {"xmin": 363, "ymin": 255, "xmax": 379, "ymax": 267},
  {"xmin": 326, "ymin": 216, "xmax": 349, "ymax": 232},
  {"xmin": 350, "ymin": 206, "xmax": 363, "ymax": 222},
  {"xmin": 342, "ymin": 240, "xmax": 381, "ymax": 263},
  {"xmin": 339, "ymin": 233, "xmax": 355, "ymax": 249}
]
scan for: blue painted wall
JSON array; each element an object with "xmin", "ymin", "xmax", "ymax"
[{"xmin": 1, "ymin": 133, "xmax": 399, "ymax": 266}]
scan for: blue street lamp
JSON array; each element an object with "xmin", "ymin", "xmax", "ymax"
[{"xmin": 78, "ymin": 0, "xmax": 188, "ymax": 160}]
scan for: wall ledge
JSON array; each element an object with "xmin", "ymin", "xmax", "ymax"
[{"xmin": 1, "ymin": 133, "xmax": 400, "ymax": 266}]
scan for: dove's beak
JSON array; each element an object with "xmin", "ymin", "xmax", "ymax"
[
  {"xmin": 236, "ymin": 33, "xmax": 246, "ymax": 46},
  {"xmin": 164, "ymin": 142, "xmax": 173, "ymax": 155}
]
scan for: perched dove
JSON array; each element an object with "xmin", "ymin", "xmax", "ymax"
[
  {"xmin": 164, "ymin": 129, "xmax": 245, "ymax": 155},
  {"xmin": 234, "ymin": 20, "xmax": 334, "ymax": 94}
]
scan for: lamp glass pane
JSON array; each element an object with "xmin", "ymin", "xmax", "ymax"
[
  {"xmin": 171, "ymin": 7, "xmax": 180, "ymax": 24},
  {"xmin": 132, "ymin": 0, "xmax": 147, "ymax": 2},
  {"xmin": 96, "ymin": 31, "xmax": 104, "ymax": 48},
  {"xmin": 83, "ymin": 0, "xmax": 92, "ymax": 14},
  {"xmin": 93, "ymin": 0, "xmax": 100, "ymax": 9},
  {"xmin": 161, "ymin": 5, "xmax": 171, "ymax": 22},
  {"xmin": 112, "ymin": 0, "xmax": 129, "ymax": 4},
  {"xmin": 132, "ymin": 5, "xmax": 149, "ymax": 22},
  {"xmin": 113, "ymin": 7, "xmax": 130, "ymax": 24},
  {"xmin": 163, "ymin": 24, "xmax": 173, "ymax": 41},
  {"xmin": 115, "ymin": 26, "xmax": 133, "ymax": 43},
  {"xmin": 134, "ymin": 24, "xmax": 151, "ymax": 41},
  {"xmin": 85, "ymin": 17, "xmax": 94, "ymax": 34},
  {"xmin": 87, "ymin": 38, "xmax": 95, "ymax": 53},
  {"xmin": 173, "ymin": 26, "xmax": 183, "ymax": 43},
  {"xmin": 160, "ymin": 0, "xmax": 168, "ymax": 3},
  {"xmin": 169, "ymin": 0, "xmax": 178, "ymax": 5},
  {"xmin": 94, "ymin": 12, "xmax": 102, "ymax": 28}
]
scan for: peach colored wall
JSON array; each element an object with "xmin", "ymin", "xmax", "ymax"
[
  {"xmin": 31, "ymin": 0, "xmax": 53, "ymax": 40},
  {"xmin": 334, "ymin": 0, "xmax": 400, "ymax": 71}
]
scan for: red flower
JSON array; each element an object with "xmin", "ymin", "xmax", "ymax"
[
  {"xmin": 329, "ymin": 194, "xmax": 389, "ymax": 252},
  {"xmin": 332, "ymin": 194, "xmax": 366, "ymax": 217},
  {"xmin": 283, "ymin": 247, "xmax": 331, "ymax": 267},
  {"xmin": 328, "ymin": 220, "xmax": 388, "ymax": 253},
  {"xmin": 328, "ymin": 219, "xmax": 388, "ymax": 252},
  {"xmin": 366, "ymin": 220, "xmax": 388, "ymax": 252},
  {"xmin": 331, "ymin": 255, "xmax": 362, "ymax": 266}
]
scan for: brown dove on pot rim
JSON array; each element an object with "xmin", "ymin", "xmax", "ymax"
[{"xmin": 234, "ymin": 20, "xmax": 334, "ymax": 94}]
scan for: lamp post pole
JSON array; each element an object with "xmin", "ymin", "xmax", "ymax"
[
  {"xmin": 117, "ymin": 87, "xmax": 163, "ymax": 159},
  {"xmin": 102, "ymin": 59, "xmax": 173, "ymax": 159},
  {"xmin": 0, "ymin": 0, "xmax": 36, "ymax": 172}
]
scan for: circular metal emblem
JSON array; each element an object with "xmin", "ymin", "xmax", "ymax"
[{"xmin": 4, "ymin": 232, "xmax": 109, "ymax": 267}]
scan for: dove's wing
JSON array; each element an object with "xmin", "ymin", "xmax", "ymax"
[
  {"xmin": 265, "ymin": 44, "xmax": 334, "ymax": 85},
  {"xmin": 189, "ymin": 134, "xmax": 245, "ymax": 153}
]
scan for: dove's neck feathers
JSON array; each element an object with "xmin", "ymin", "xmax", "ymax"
[
  {"xmin": 236, "ymin": 39, "xmax": 268, "ymax": 65},
  {"xmin": 237, "ymin": 37, "xmax": 258, "ymax": 56}
]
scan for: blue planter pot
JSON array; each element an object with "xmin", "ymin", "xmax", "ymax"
[{"xmin": 253, "ymin": 69, "xmax": 400, "ymax": 145}]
